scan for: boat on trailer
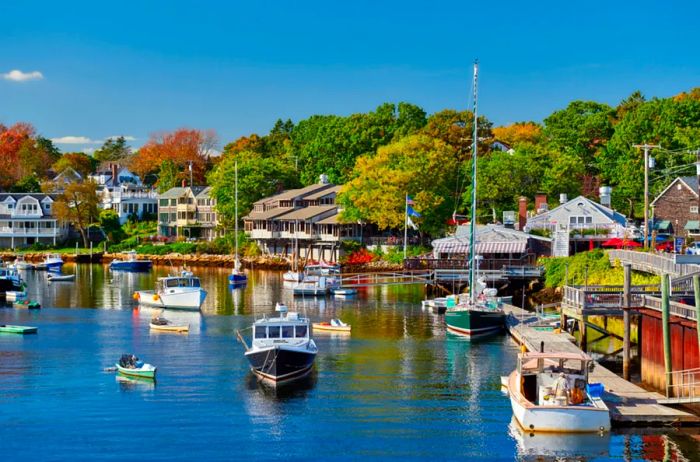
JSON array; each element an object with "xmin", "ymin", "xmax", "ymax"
[
  {"xmin": 240, "ymin": 303, "xmax": 317, "ymax": 384},
  {"xmin": 505, "ymin": 351, "xmax": 610, "ymax": 433}
]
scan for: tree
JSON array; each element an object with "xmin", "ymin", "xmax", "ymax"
[
  {"xmin": 52, "ymin": 152, "xmax": 95, "ymax": 178},
  {"xmin": 492, "ymin": 122, "xmax": 542, "ymax": 146},
  {"xmin": 208, "ymin": 150, "xmax": 298, "ymax": 227},
  {"xmin": 0, "ymin": 123, "xmax": 59, "ymax": 189},
  {"xmin": 421, "ymin": 109, "xmax": 493, "ymax": 161},
  {"xmin": 93, "ymin": 136, "xmax": 132, "ymax": 162},
  {"xmin": 129, "ymin": 128, "xmax": 217, "ymax": 185},
  {"xmin": 339, "ymin": 134, "xmax": 460, "ymax": 235},
  {"xmin": 99, "ymin": 209, "xmax": 125, "ymax": 243},
  {"xmin": 9, "ymin": 175, "xmax": 41, "ymax": 193},
  {"xmin": 156, "ymin": 159, "xmax": 180, "ymax": 193},
  {"xmin": 53, "ymin": 181, "xmax": 100, "ymax": 247}
]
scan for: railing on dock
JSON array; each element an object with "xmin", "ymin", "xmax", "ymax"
[
  {"xmin": 641, "ymin": 296, "xmax": 698, "ymax": 321},
  {"xmin": 665, "ymin": 367, "xmax": 700, "ymax": 404},
  {"xmin": 608, "ymin": 250, "xmax": 700, "ymax": 277},
  {"xmin": 339, "ymin": 271, "xmax": 433, "ymax": 288}
]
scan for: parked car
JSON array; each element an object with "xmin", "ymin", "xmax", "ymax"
[
  {"xmin": 656, "ymin": 241, "xmax": 674, "ymax": 252},
  {"xmin": 686, "ymin": 242, "xmax": 700, "ymax": 255}
]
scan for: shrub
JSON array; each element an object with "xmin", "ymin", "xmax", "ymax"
[{"xmin": 344, "ymin": 248, "xmax": 375, "ymax": 264}]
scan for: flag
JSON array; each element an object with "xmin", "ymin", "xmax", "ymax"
[
  {"xmin": 406, "ymin": 195, "xmax": 415, "ymax": 206},
  {"xmin": 407, "ymin": 205, "xmax": 421, "ymax": 218},
  {"xmin": 407, "ymin": 215, "xmax": 418, "ymax": 230}
]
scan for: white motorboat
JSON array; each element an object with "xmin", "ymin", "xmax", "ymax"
[
  {"xmin": 134, "ymin": 270, "xmax": 207, "ymax": 310},
  {"xmin": 331, "ymin": 287, "xmax": 357, "ymax": 297},
  {"xmin": 36, "ymin": 253, "xmax": 64, "ymax": 272},
  {"xmin": 11, "ymin": 255, "xmax": 34, "ymax": 270},
  {"xmin": 47, "ymin": 273, "xmax": 75, "ymax": 282},
  {"xmin": 240, "ymin": 303, "xmax": 317, "ymax": 383},
  {"xmin": 0, "ymin": 265, "xmax": 24, "ymax": 292},
  {"xmin": 293, "ymin": 276, "xmax": 335, "ymax": 296},
  {"xmin": 5, "ymin": 290, "xmax": 26, "ymax": 302},
  {"xmin": 505, "ymin": 351, "xmax": 610, "ymax": 433},
  {"xmin": 282, "ymin": 270, "xmax": 304, "ymax": 283}
]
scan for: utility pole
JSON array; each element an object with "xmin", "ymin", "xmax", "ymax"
[
  {"xmin": 188, "ymin": 160, "xmax": 194, "ymax": 187},
  {"xmin": 633, "ymin": 144, "xmax": 660, "ymax": 249}
]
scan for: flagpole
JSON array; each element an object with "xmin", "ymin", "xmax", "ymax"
[{"xmin": 404, "ymin": 193, "xmax": 408, "ymax": 259}]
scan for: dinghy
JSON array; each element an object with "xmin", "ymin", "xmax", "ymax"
[
  {"xmin": 47, "ymin": 273, "xmax": 75, "ymax": 282},
  {"xmin": 115, "ymin": 354, "xmax": 157, "ymax": 380},
  {"xmin": 312, "ymin": 318, "xmax": 351, "ymax": 333},
  {"xmin": 149, "ymin": 316, "xmax": 189, "ymax": 333},
  {"xmin": 13, "ymin": 300, "xmax": 40, "ymax": 309},
  {"xmin": 0, "ymin": 324, "xmax": 37, "ymax": 334}
]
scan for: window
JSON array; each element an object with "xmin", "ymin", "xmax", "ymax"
[
  {"xmin": 585, "ymin": 216, "xmax": 592, "ymax": 224},
  {"xmin": 255, "ymin": 326, "xmax": 266, "ymax": 339},
  {"xmin": 691, "ymin": 206, "xmax": 699, "ymax": 214},
  {"xmin": 268, "ymin": 326, "xmax": 280, "ymax": 338},
  {"xmin": 170, "ymin": 199, "xmax": 176, "ymax": 206},
  {"xmin": 159, "ymin": 213, "xmax": 168, "ymax": 223},
  {"xmin": 160, "ymin": 199, "xmax": 168, "ymax": 206},
  {"xmin": 282, "ymin": 326, "xmax": 294, "ymax": 338},
  {"xmin": 295, "ymin": 325, "xmax": 307, "ymax": 338}
]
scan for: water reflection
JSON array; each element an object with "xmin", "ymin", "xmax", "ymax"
[
  {"xmin": 509, "ymin": 418, "xmax": 610, "ymax": 460},
  {"xmin": 116, "ymin": 374, "xmax": 156, "ymax": 392}
]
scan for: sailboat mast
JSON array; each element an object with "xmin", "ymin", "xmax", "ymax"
[
  {"xmin": 235, "ymin": 159, "xmax": 239, "ymax": 260},
  {"xmin": 468, "ymin": 61, "xmax": 479, "ymax": 302}
]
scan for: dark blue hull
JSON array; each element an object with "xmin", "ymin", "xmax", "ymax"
[
  {"xmin": 109, "ymin": 261, "xmax": 152, "ymax": 272},
  {"xmin": 228, "ymin": 274, "xmax": 247, "ymax": 285}
]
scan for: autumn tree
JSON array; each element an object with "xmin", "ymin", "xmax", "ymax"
[
  {"xmin": 492, "ymin": 122, "xmax": 542, "ymax": 146},
  {"xmin": 339, "ymin": 134, "xmax": 459, "ymax": 235},
  {"xmin": 130, "ymin": 128, "xmax": 217, "ymax": 189},
  {"xmin": 0, "ymin": 123, "xmax": 60, "ymax": 189},
  {"xmin": 52, "ymin": 152, "xmax": 96, "ymax": 178},
  {"xmin": 52, "ymin": 181, "xmax": 100, "ymax": 247}
]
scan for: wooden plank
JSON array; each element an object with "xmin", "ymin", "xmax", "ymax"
[{"xmin": 503, "ymin": 304, "xmax": 700, "ymax": 426}]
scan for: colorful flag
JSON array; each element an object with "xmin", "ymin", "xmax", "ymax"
[
  {"xmin": 407, "ymin": 215, "xmax": 418, "ymax": 230},
  {"xmin": 407, "ymin": 205, "xmax": 421, "ymax": 218},
  {"xmin": 406, "ymin": 195, "xmax": 415, "ymax": 206}
]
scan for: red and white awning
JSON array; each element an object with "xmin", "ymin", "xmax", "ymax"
[{"xmin": 433, "ymin": 239, "xmax": 527, "ymax": 255}]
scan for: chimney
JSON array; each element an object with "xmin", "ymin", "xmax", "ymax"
[
  {"xmin": 599, "ymin": 186, "xmax": 612, "ymax": 207},
  {"xmin": 111, "ymin": 163, "xmax": 118, "ymax": 186},
  {"xmin": 535, "ymin": 193, "xmax": 548, "ymax": 214},
  {"xmin": 559, "ymin": 193, "xmax": 568, "ymax": 205},
  {"xmin": 518, "ymin": 196, "xmax": 528, "ymax": 231},
  {"xmin": 181, "ymin": 179, "xmax": 186, "ymax": 188}
]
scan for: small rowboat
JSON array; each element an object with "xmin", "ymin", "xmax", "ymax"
[
  {"xmin": 13, "ymin": 300, "xmax": 40, "ymax": 309},
  {"xmin": 150, "ymin": 317, "xmax": 189, "ymax": 333},
  {"xmin": 313, "ymin": 319, "xmax": 351, "ymax": 333},
  {"xmin": 0, "ymin": 324, "xmax": 37, "ymax": 334},
  {"xmin": 116, "ymin": 354, "xmax": 157, "ymax": 380},
  {"xmin": 48, "ymin": 273, "xmax": 75, "ymax": 282}
]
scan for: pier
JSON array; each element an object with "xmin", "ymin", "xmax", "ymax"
[{"xmin": 503, "ymin": 303, "xmax": 700, "ymax": 426}]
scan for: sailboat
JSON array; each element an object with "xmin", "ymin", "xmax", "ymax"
[
  {"xmin": 283, "ymin": 225, "xmax": 304, "ymax": 282},
  {"xmin": 444, "ymin": 61, "xmax": 506, "ymax": 337},
  {"xmin": 229, "ymin": 160, "xmax": 248, "ymax": 286}
]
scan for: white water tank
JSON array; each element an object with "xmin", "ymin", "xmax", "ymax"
[
  {"xmin": 319, "ymin": 174, "xmax": 329, "ymax": 184},
  {"xmin": 599, "ymin": 186, "xmax": 612, "ymax": 207},
  {"xmin": 559, "ymin": 193, "xmax": 568, "ymax": 204}
]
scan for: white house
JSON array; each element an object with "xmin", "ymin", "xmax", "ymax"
[
  {"xmin": 90, "ymin": 162, "xmax": 158, "ymax": 224},
  {"xmin": 0, "ymin": 193, "xmax": 69, "ymax": 248}
]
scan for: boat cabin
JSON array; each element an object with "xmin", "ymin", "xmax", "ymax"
[
  {"xmin": 253, "ymin": 306, "xmax": 311, "ymax": 348},
  {"xmin": 157, "ymin": 275, "xmax": 202, "ymax": 291},
  {"xmin": 517, "ymin": 352, "xmax": 595, "ymax": 407}
]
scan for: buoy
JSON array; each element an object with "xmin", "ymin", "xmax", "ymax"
[
  {"xmin": 153, "ymin": 294, "xmax": 159, "ymax": 301},
  {"xmin": 133, "ymin": 292, "xmax": 139, "ymax": 300}
]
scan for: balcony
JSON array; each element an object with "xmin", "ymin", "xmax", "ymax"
[
  {"xmin": 250, "ymin": 229, "xmax": 279, "ymax": 239},
  {"xmin": 176, "ymin": 203, "xmax": 196, "ymax": 213},
  {"xmin": 110, "ymin": 190, "xmax": 158, "ymax": 201},
  {"xmin": 176, "ymin": 219, "xmax": 198, "ymax": 226},
  {"xmin": 0, "ymin": 227, "xmax": 57, "ymax": 236}
]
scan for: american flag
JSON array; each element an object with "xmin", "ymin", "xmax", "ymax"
[{"xmin": 406, "ymin": 195, "xmax": 415, "ymax": 205}]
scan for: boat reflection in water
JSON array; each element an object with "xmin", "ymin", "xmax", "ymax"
[
  {"xmin": 245, "ymin": 368, "xmax": 317, "ymax": 399},
  {"xmin": 116, "ymin": 374, "xmax": 156, "ymax": 392},
  {"xmin": 509, "ymin": 418, "xmax": 610, "ymax": 460}
]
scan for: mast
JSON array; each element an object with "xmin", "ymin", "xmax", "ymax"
[
  {"xmin": 468, "ymin": 61, "xmax": 479, "ymax": 302},
  {"xmin": 234, "ymin": 159, "xmax": 240, "ymax": 268}
]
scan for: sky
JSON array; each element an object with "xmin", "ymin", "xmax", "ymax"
[{"xmin": 1, "ymin": 0, "xmax": 699, "ymax": 154}]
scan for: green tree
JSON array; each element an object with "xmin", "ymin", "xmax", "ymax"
[
  {"xmin": 9, "ymin": 175, "xmax": 41, "ymax": 193},
  {"xmin": 52, "ymin": 152, "xmax": 96, "ymax": 178},
  {"xmin": 157, "ymin": 159, "xmax": 180, "ymax": 193},
  {"xmin": 94, "ymin": 136, "xmax": 132, "ymax": 162},
  {"xmin": 208, "ymin": 150, "xmax": 298, "ymax": 228},
  {"xmin": 99, "ymin": 209, "xmax": 125, "ymax": 243}
]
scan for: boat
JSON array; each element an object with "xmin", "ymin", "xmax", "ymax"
[
  {"xmin": 331, "ymin": 287, "xmax": 357, "ymax": 297},
  {"xmin": 240, "ymin": 302, "xmax": 317, "ymax": 384},
  {"xmin": 36, "ymin": 253, "xmax": 64, "ymax": 272},
  {"xmin": 0, "ymin": 265, "xmax": 24, "ymax": 292},
  {"xmin": 5, "ymin": 290, "xmax": 26, "ymax": 302},
  {"xmin": 444, "ymin": 62, "xmax": 506, "ymax": 338},
  {"xmin": 11, "ymin": 255, "xmax": 34, "ymax": 270},
  {"xmin": 115, "ymin": 354, "xmax": 157, "ymax": 380},
  {"xmin": 422, "ymin": 296, "xmax": 450, "ymax": 314},
  {"xmin": 228, "ymin": 160, "xmax": 248, "ymax": 286},
  {"xmin": 47, "ymin": 273, "xmax": 75, "ymax": 282},
  {"xmin": 293, "ymin": 277, "xmax": 332, "ymax": 296},
  {"xmin": 109, "ymin": 250, "xmax": 152, "ymax": 272},
  {"xmin": 0, "ymin": 324, "xmax": 38, "ymax": 334},
  {"xmin": 283, "ymin": 229, "xmax": 304, "ymax": 283},
  {"xmin": 149, "ymin": 316, "xmax": 189, "ymax": 333},
  {"xmin": 282, "ymin": 270, "xmax": 304, "ymax": 283},
  {"xmin": 133, "ymin": 270, "xmax": 207, "ymax": 310},
  {"xmin": 312, "ymin": 319, "xmax": 351, "ymax": 332},
  {"xmin": 505, "ymin": 351, "xmax": 610, "ymax": 433},
  {"xmin": 13, "ymin": 300, "xmax": 40, "ymax": 309}
]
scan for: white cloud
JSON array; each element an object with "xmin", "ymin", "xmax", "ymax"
[
  {"xmin": 2, "ymin": 69, "xmax": 44, "ymax": 82},
  {"xmin": 51, "ymin": 136, "xmax": 99, "ymax": 144},
  {"xmin": 82, "ymin": 147, "xmax": 96, "ymax": 155}
]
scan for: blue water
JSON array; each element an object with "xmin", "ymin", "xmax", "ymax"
[{"xmin": 0, "ymin": 265, "xmax": 697, "ymax": 461}]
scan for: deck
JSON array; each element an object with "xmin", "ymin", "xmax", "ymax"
[{"xmin": 502, "ymin": 304, "xmax": 699, "ymax": 426}]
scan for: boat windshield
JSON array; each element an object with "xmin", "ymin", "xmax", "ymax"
[
  {"xmin": 520, "ymin": 357, "xmax": 587, "ymax": 376},
  {"xmin": 254, "ymin": 324, "xmax": 308, "ymax": 339},
  {"xmin": 164, "ymin": 277, "xmax": 201, "ymax": 288}
]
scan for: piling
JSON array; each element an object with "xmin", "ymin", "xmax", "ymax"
[
  {"xmin": 694, "ymin": 275, "xmax": 700, "ymax": 359},
  {"xmin": 661, "ymin": 273, "xmax": 672, "ymax": 389},
  {"xmin": 623, "ymin": 264, "xmax": 631, "ymax": 380}
]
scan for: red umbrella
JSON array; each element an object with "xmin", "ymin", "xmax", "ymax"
[{"xmin": 601, "ymin": 238, "xmax": 623, "ymax": 247}]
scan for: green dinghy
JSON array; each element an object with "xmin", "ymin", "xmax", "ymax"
[{"xmin": 0, "ymin": 325, "xmax": 38, "ymax": 334}]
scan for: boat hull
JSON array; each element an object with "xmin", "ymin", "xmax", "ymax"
[
  {"xmin": 283, "ymin": 271, "xmax": 304, "ymax": 282},
  {"xmin": 445, "ymin": 308, "xmax": 505, "ymax": 336},
  {"xmin": 135, "ymin": 288, "xmax": 207, "ymax": 310},
  {"xmin": 149, "ymin": 322, "xmax": 189, "ymax": 333},
  {"xmin": 508, "ymin": 372, "xmax": 610, "ymax": 433},
  {"xmin": 245, "ymin": 346, "xmax": 316, "ymax": 383},
  {"xmin": 228, "ymin": 273, "xmax": 247, "ymax": 285},
  {"xmin": 312, "ymin": 322, "xmax": 351, "ymax": 332},
  {"xmin": 109, "ymin": 261, "xmax": 152, "ymax": 272},
  {"xmin": 0, "ymin": 324, "xmax": 37, "ymax": 334},
  {"xmin": 116, "ymin": 364, "xmax": 156, "ymax": 380}
]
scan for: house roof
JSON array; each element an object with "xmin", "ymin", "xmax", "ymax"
[
  {"xmin": 276, "ymin": 205, "xmax": 337, "ymax": 221},
  {"xmin": 266, "ymin": 183, "xmax": 335, "ymax": 202},
  {"xmin": 243, "ymin": 207, "xmax": 294, "ymax": 221},
  {"xmin": 0, "ymin": 193, "xmax": 58, "ymax": 218},
  {"xmin": 432, "ymin": 224, "xmax": 550, "ymax": 254},
  {"xmin": 158, "ymin": 186, "xmax": 207, "ymax": 199},
  {"xmin": 304, "ymin": 185, "xmax": 341, "ymax": 200},
  {"xmin": 316, "ymin": 213, "xmax": 341, "ymax": 225},
  {"xmin": 651, "ymin": 176, "xmax": 699, "ymax": 206},
  {"xmin": 526, "ymin": 195, "xmax": 627, "ymax": 227}
]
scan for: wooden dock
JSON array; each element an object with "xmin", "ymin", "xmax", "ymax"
[{"xmin": 502, "ymin": 304, "xmax": 699, "ymax": 426}]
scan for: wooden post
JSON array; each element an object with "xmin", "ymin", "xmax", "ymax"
[
  {"xmin": 623, "ymin": 264, "xmax": 631, "ymax": 380},
  {"xmin": 694, "ymin": 275, "xmax": 700, "ymax": 362},
  {"xmin": 661, "ymin": 273, "xmax": 672, "ymax": 391},
  {"xmin": 580, "ymin": 317, "xmax": 587, "ymax": 352}
]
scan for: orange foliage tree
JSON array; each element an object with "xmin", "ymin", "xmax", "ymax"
[
  {"xmin": 492, "ymin": 122, "xmax": 542, "ymax": 146},
  {"xmin": 0, "ymin": 122, "xmax": 59, "ymax": 190},
  {"xmin": 129, "ymin": 128, "xmax": 217, "ymax": 188}
]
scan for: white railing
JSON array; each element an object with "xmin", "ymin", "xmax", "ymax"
[
  {"xmin": 0, "ymin": 228, "xmax": 57, "ymax": 236},
  {"xmin": 110, "ymin": 190, "xmax": 158, "ymax": 200},
  {"xmin": 666, "ymin": 367, "xmax": 700, "ymax": 402},
  {"xmin": 608, "ymin": 249, "xmax": 700, "ymax": 277}
]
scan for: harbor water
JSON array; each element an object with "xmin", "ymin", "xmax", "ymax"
[{"xmin": 1, "ymin": 264, "xmax": 698, "ymax": 461}]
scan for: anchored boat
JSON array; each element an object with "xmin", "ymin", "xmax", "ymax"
[
  {"xmin": 149, "ymin": 316, "xmax": 189, "ymax": 333},
  {"xmin": 134, "ymin": 270, "xmax": 207, "ymax": 310},
  {"xmin": 505, "ymin": 351, "xmax": 610, "ymax": 433},
  {"xmin": 47, "ymin": 273, "xmax": 75, "ymax": 282},
  {"xmin": 240, "ymin": 303, "xmax": 317, "ymax": 384},
  {"xmin": 11, "ymin": 255, "xmax": 34, "ymax": 270},
  {"xmin": 228, "ymin": 160, "xmax": 248, "ymax": 286},
  {"xmin": 36, "ymin": 253, "xmax": 63, "ymax": 272},
  {"xmin": 115, "ymin": 354, "xmax": 157, "ymax": 380},
  {"xmin": 109, "ymin": 250, "xmax": 152, "ymax": 272},
  {"xmin": 0, "ymin": 324, "xmax": 37, "ymax": 334},
  {"xmin": 312, "ymin": 319, "xmax": 351, "ymax": 333}
]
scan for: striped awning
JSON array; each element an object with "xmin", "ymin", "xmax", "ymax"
[{"xmin": 433, "ymin": 239, "xmax": 527, "ymax": 255}]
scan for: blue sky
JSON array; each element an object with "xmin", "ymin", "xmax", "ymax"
[{"xmin": 1, "ymin": 0, "xmax": 699, "ymax": 154}]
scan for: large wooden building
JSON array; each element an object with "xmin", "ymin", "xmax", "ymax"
[{"xmin": 651, "ymin": 176, "xmax": 700, "ymax": 238}]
